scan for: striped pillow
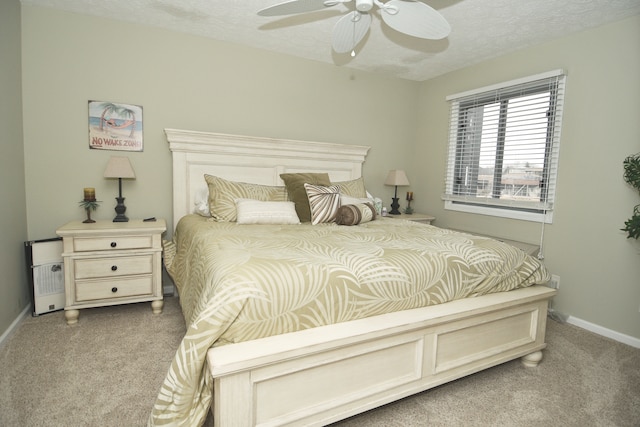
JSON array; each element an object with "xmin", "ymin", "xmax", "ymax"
[{"xmin": 303, "ymin": 184, "xmax": 341, "ymax": 225}]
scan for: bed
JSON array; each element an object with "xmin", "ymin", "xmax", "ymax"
[{"xmin": 150, "ymin": 129, "xmax": 556, "ymax": 427}]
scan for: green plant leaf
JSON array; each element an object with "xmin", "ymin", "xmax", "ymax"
[
  {"xmin": 622, "ymin": 153, "xmax": 640, "ymax": 239},
  {"xmin": 79, "ymin": 200, "xmax": 101, "ymax": 211},
  {"xmin": 621, "ymin": 204, "xmax": 640, "ymax": 239},
  {"xmin": 623, "ymin": 153, "xmax": 640, "ymax": 193}
]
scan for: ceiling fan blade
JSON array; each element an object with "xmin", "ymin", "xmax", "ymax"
[
  {"xmin": 258, "ymin": 0, "xmax": 344, "ymax": 16},
  {"xmin": 380, "ymin": 0, "xmax": 451, "ymax": 40},
  {"xmin": 332, "ymin": 11, "xmax": 372, "ymax": 53}
]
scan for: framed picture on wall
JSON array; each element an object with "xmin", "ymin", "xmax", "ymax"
[{"xmin": 88, "ymin": 100, "xmax": 143, "ymax": 152}]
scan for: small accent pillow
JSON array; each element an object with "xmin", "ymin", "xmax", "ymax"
[
  {"xmin": 303, "ymin": 183, "xmax": 341, "ymax": 225},
  {"xmin": 280, "ymin": 173, "xmax": 331, "ymax": 223},
  {"xmin": 235, "ymin": 199, "xmax": 300, "ymax": 225},
  {"xmin": 205, "ymin": 174, "xmax": 288, "ymax": 222},
  {"xmin": 194, "ymin": 186, "xmax": 211, "ymax": 216},
  {"xmin": 332, "ymin": 177, "xmax": 367, "ymax": 198},
  {"xmin": 335, "ymin": 203, "xmax": 377, "ymax": 226}
]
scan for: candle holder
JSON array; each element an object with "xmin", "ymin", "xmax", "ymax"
[
  {"xmin": 404, "ymin": 200, "xmax": 414, "ymax": 215},
  {"xmin": 405, "ymin": 191, "xmax": 414, "ymax": 214},
  {"xmin": 79, "ymin": 199, "xmax": 101, "ymax": 223}
]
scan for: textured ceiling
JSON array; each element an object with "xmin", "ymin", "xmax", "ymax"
[{"xmin": 21, "ymin": 0, "xmax": 640, "ymax": 81}]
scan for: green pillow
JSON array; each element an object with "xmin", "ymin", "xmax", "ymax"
[{"xmin": 280, "ymin": 173, "xmax": 331, "ymax": 222}]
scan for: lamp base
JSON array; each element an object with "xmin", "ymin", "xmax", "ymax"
[
  {"xmin": 389, "ymin": 197, "xmax": 401, "ymax": 215},
  {"xmin": 113, "ymin": 196, "xmax": 129, "ymax": 222}
]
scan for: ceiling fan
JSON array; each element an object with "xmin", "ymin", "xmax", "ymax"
[{"xmin": 258, "ymin": 0, "xmax": 451, "ymax": 57}]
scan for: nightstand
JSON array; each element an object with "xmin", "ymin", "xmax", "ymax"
[
  {"xmin": 388, "ymin": 213, "xmax": 435, "ymax": 225},
  {"xmin": 56, "ymin": 219, "xmax": 166, "ymax": 325}
]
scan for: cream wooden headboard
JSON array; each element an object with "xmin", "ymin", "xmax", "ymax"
[{"xmin": 165, "ymin": 129, "xmax": 370, "ymax": 229}]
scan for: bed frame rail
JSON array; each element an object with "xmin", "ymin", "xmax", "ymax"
[{"xmin": 208, "ymin": 285, "xmax": 556, "ymax": 427}]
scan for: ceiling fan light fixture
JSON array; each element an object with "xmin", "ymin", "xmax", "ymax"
[
  {"xmin": 356, "ymin": 0, "xmax": 373, "ymax": 12},
  {"xmin": 259, "ymin": 0, "xmax": 451, "ymax": 55}
]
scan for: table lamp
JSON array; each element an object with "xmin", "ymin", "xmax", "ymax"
[
  {"xmin": 384, "ymin": 169, "xmax": 410, "ymax": 215},
  {"xmin": 104, "ymin": 156, "xmax": 136, "ymax": 222}
]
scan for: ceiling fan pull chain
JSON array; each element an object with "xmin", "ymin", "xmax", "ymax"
[{"xmin": 351, "ymin": 11, "xmax": 358, "ymax": 57}]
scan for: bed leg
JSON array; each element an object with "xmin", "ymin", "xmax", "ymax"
[
  {"xmin": 521, "ymin": 350, "xmax": 543, "ymax": 367},
  {"xmin": 151, "ymin": 299, "xmax": 164, "ymax": 314}
]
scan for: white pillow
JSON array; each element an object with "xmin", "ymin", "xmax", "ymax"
[
  {"xmin": 235, "ymin": 199, "xmax": 300, "ymax": 225},
  {"xmin": 194, "ymin": 187, "xmax": 211, "ymax": 216}
]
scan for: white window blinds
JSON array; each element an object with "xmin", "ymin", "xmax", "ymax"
[{"xmin": 443, "ymin": 70, "xmax": 566, "ymax": 216}]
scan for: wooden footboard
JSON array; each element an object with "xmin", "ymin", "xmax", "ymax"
[{"xmin": 207, "ymin": 285, "xmax": 556, "ymax": 427}]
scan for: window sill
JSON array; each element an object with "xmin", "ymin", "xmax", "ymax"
[{"xmin": 444, "ymin": 201, "xmax": 553, "ymax": 223}]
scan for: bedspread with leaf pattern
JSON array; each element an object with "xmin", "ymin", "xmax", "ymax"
[{"xmin": 149, "ymin": 214, "xmax": 550, "ymax": 426}]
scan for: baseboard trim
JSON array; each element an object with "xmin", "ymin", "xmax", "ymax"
[
  {"xmin": 0, "ymin": 304, "xmax": 31, "ymax": 349},
  {"xmin": 567, "ymin": 315, "xmax": 640, "ymax": 349},
  {"xmin": 3, "ymin": 306, "xmax": 638, "ymax": 349}
]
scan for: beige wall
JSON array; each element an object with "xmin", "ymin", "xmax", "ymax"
[
  {"xmin": 20, "ymin": 6, "xmax": 418, "ymax": 241},
  {"xmin": 8, "ymin": 5, "xmax": 639, "ymax": 341},
  {"xmin": 415, "ymin": 15, "xmax": 640, "ymax": 340},
  {"xmin": 0, "ymin": 0, "xmax": 29, "ymax": 336}
]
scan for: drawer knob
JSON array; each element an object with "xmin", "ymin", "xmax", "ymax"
[
  {"xmin": 110, "ymin": 242, "xmax": 117, "ymax": 248},
  {"xmin": 111, "ymin": 265, "xmax": 118, "ymax": 271},
  {"xmin": 111, "ymin": 287, "xmax": 118, "ymax": 293}
]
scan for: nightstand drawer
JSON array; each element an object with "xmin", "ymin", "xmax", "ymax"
[
  {"xmin": 73, "ymin": 235, "xmax": 153, "ymax": 252},
  {"xmin": 75, "ymin": 276, "xmax": 153, "ymax": 302},
  {"xmin": 74, "ymin": 255, "xmax": 153, "ymax": 279}
]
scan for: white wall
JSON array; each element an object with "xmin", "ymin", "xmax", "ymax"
[{"xmin": 415, "ymin": 15, "xmax": 640, "ymax": 340}]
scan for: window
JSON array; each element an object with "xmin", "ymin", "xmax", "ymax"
[{"xmin": 443, "ymin": 70, "xmax": 566, "ymax": 223}]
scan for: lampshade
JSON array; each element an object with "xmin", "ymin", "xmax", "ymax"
[
  {"xmin": 384, "ymin": 170, "xmax": 410, "ymax": 187},
  {"xmin": 103, "ymin": 156, "xmax": 136, "ymax": 179}
]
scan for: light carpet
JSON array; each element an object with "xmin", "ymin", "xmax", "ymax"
[{"xmin": 1, "ymin": 296, "xmax": 638, "ymax": 427}]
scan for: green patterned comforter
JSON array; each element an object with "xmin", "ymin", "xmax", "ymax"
[{"xmin": 149, "ymin": 214, "xmax": 550, "ymax": 426}]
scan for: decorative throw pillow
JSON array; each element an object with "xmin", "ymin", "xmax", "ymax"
[
  {"xmin": 205, "ymin": 174, "xmax": 288, "ymax": 222},
  {"xmin": 193, "ymin": 186, "xmax": 211, "ymax": 216},
  {"xmin": 332, "ymin": 177, "xmax": 367, "ymax": 198},
  {"xmin": 341, "ymin": 194, "xmax": 373, "ymax": 206},
  {"xmin": 303, "ymin": 183, "xmax": 341, "ymax": 225},
  {"xmin": 235, "ymin": 199, "xmax": 300, "ymax": 225},
  {"xmin": 280, "ymin": 173, "xmax": 331, "ymax": 222},
  {"xmin": 335, "ymin": 203, "xmax": 377, "ymax": 226}
]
